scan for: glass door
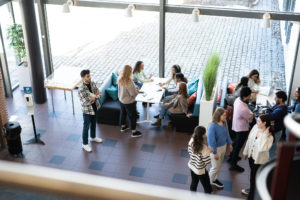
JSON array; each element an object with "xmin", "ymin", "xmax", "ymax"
[{"xmin": 0, "ymin": 2, "xmax": 19, "ymax": 93}]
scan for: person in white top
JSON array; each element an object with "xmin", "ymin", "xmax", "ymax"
[
  {"xmin": 248, "ymin": 69, "xmax": 261, "ymax": 105},
  {"xmin": 188, "ymin": 126, "xmax": 213, "ymax": 193},
  {"xmin": 241, "ymin": 114, "xmax": 274, "ymax": 199},
  {"xmin": 159, "ymin": 64, "xmax": 181, "ymax": 88}
]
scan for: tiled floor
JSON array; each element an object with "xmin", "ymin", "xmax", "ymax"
[{"xmin": 1, "ymin": 88, "xmax": 251, "ymax": 199}]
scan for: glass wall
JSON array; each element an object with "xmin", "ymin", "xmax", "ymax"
[
  {"xmin": 167, "ymin": 0, "xmax": 300, "ymax": 13},
  {"xmin": 46, "ymin": 5, "xmax": 159, "ymax": 85},
  {"xmin": 165, "ymin": 13, "xmax": 293, "ymax": 92},
  {"xmin": 0, "ymin": 3, "xmax": 19, "ymax": 88}
]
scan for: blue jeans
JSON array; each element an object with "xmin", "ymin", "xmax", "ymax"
[
  {"xmin": 134, "ymin": 81, "xmax": 143, "ymax": 89},
  {"xmin": 269, "ymin": 130, "xmax": 283, "ymax": 160},
  {"xmin": 82, "ymin": 114, "xmax": 96, "ymax": 145},
  {"xmin": 159, "ymin": 104, "xmax": 172, "ymax": 120}
]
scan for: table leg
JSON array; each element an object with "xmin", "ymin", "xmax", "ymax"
[
  {"xmin": 51, "ymin": 89, "xmax": 55, "ymax": 113},
  {"xmin": 146, "ymin": 102, "xmax": 150, "ymax": 121},
  {"xmin": 137, "ymin": 102, "xmax": 153, "ymax": 124},
  {"xmin": 71, "ymin": 90, "xmax": 75, "ymax": 115},
  {"xmin": 64, "ymin": 90, "xmax": 66, "ymax": 100}
]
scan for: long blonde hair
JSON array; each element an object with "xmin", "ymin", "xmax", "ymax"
[
  {"xmin": 212, "ymin": 107, "xmax": 226, "ymax": 123},
  {"xmin": 118, "ymin": 65, "xmax": 133, "ymax": 87}
]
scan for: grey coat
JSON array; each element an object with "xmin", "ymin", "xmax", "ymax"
[{"xmin": 168, "ymin": 95, "xmax": 188, "ymax": 114}]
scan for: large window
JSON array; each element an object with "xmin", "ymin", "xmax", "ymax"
[
  {"xmin": 167, "ymin": 0, "xmax": 300, "ymax": 13},
  {"xmin": 165, "ymin": 13, "xmax": 290, "ymax": 91},
  {"xmin": 0, "ymin": 4, "xmax": 19, "ymax": 88},
  {"xmin": 46, "ymin": 5, "xmax": 159, "ymax": 85}
]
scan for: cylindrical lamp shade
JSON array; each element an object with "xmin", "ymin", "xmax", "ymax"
[
  {"xmin": 62, "ymin": 3, "xmax": 70, "ymax": 13},
  {"xmin": 192, "ymin": 9, "xmax": 200, "ymax": 22},
  {"xmin": 125, "ymin": 8, "xmax": 132, "ymax": 17},
  {"xmin": 262, "ymin": 13, "xmax": 271, "ymax": 28}
]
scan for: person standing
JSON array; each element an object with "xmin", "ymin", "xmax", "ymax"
[
  {"xmin": 248, "ymin": 70, "xmax": 261, "ymax": 105},
  {"xmin": 229, "ymin": 87, "xmax": 254, "ymax": 172},
  {"xmin": 188, "ymin": 126, "xmax": 213, "ymax": 193},
  {"xmin": 78, "ymin": 70, "xmax": 103, "ymax": 152},
  {"xmin": 118, "ymin": 65, "xmax": 142, "ymax": 138},
  {"xmin": 241, "ymin": 114, "xmax": 274, "ymax": 199},
  {"xmin": 268, "ymin": 91, "xmax": 288, "ymax": 160},
  {"xmin": 207, "ymin": 108, "xmax": 233, "ymax": 189},
  {"xmin": 133, "ymin": 61, "xmax": 153, "ymax": 88}
]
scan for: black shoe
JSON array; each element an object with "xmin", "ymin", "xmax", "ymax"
[
  {"xmin": 154, "ymin": 114, "xmax": 159, "ymax": 119},
  {"xmin": 131, "ymin": 131, "xmax": 142, "ymax": 138},
  {"xmin": 227, "ymin": 156, "xmax": 241, "ymax": 163},
  {"xmin": 142, "ymin": 102, "xmax": 147, "ymax": 106},
  {"xmin": 211, "ymin": 179, "xmax": 224, "ymax": 189},
  {"xmin": 229, "ymin": 164, "xmax": 245, "ymax": 172},
  {"xmin": 120, "ymin": 125, "xmax": 130, "ymax": 132}
]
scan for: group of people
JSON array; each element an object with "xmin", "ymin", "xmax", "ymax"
[
  {"xmin": 77, "ymin": 65, "xmax": 300, "ymax": 198},
  {"xmin": 187, "ymin": 69, "xmax": 300, "ymax": 199},
  {"xmin": 78, "ymin": 62, "xmax": 190, "ymax": 152}
]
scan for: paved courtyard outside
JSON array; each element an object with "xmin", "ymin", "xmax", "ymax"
[{"xmin": 48, "ymin": 0, "xmax": 285, "ymax": 90}]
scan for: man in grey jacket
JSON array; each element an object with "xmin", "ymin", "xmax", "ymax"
[{"xmin": 78, "ymin": 70, "xmax": 103, "ymax": 152}]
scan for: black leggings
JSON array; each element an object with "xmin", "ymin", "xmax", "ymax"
[
  {"xmin": 190, "ymin": 170, "xmax": 212, "ymax": 193},
  {"xmin": 248, "ymin": 157, "xmax": 260, "ymax": 200},
  {"xmin": 120, "ymin": 101, "xmax": 137, "ymax": 130}
]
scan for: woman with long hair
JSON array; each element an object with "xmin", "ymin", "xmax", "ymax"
[
  {"xmin": 207, "ymin": 108, "xmax": 233, "ymax": 189},
  {"xmin": 241, "ymin": 114, "xmax": 274, "ymax": 199},
  {"xmin": 118, "ymin": 65, "xmax": 142, "ymax": 138},
  {"xmin": 152, "ymin": 82, "xmax": 188, "ymax": 127},
  {"xmin": 163, "ymin": 72, "xmax": 188, "ymax": 97},
  {"xmin": 234, "ymin": 76, "xmax": 249, "ymax": 98},
  {"xmin": 159, "ymin": 64, "xmax": 181, "ymax": 87},
  {"xmin": 188, "ymin": 126, "xmax": 213, "ymax": 193},
  {"xmin": 248, "ymin": 69, "xmax": 261, "ymax": 104},
  {"xmin": 133, "ymin": 61, "xmax": 153, "ymax": 88}
]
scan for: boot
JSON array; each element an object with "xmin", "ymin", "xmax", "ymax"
[{"xmin": 152, "ymin": 118, "xmax": 161, "ymax": 127}]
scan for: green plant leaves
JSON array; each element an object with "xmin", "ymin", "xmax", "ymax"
[
  {"xmin": 6, "ymin": 23, "xmax": 27, "ymax": 62},
  {"xmin": 203, "ymin": 52, "xmax": 220, "ymax": 101}
]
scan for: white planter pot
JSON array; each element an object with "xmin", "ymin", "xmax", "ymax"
[
  {"xmin": 199, "ymin": 85, "xmax": 218, "ymax": 129},
  {"xmin": 18, "ymin": 65, "xmax": 31, "ymax": 90}
]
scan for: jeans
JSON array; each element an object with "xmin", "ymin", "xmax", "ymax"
[
  {"xmin": 134, "ymin": 81, "xmax": 143, "ymax": 89},
  {"xmin": 230, "ymin": 131, "xmax": 249, "ymax": 166},
  {"xmin": 82, "ymin": 114, "xmax": 96, "ymax": 145},
  {"xmin": 120, "ymin": 101, "xmax": 137, "ymax": 130},
  {"xmin": 190, "ymin": 170, "xmax": 212, "ymax": 193},
  {"xmin": 269, "ymin": 130, "xmax": 283, "ymax": 160},
  {"xmin": 164, "ymin": 90, "xmax": 177, "ymax": 97},
  {"xmin": 159, "ymin": 104, "xmax": 172, "ymax": 120},
  {"xmin": 248, "ymin": 157, "xmax": 260, "ymax": 200}
]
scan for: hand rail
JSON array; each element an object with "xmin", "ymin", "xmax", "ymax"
[{"xmin": 0, "ymin": 160, "xmax": 236, "ymax": 200}]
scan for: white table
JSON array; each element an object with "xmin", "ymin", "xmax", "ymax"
[
  {"xmin": 135, "ymin": 77, "xmax": 168, "ymax": 123},
  {"xmin": 44, "ymin": 66, "xmax": 83, "ymax": 114}
]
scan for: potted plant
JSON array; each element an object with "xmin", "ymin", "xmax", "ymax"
[
  {"xmin": 6, "ymin": 23, "xmax": 31, "ymax": 90},
  {"xmin": 199, "ymin": 53, "xmax": 220, "ymax": 128}
]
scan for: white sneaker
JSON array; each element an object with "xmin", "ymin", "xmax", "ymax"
[
  {"xmin": 90, "ymin": 137, "xmax": 103, "ymax": 143},
  {"xmin": 82, "ymin": 144, "xmax": 92, "ymax": 152}
]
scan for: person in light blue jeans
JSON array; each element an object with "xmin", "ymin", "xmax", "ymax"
[{"xmin": 268, "ymin": 91, "xmax": 288, "ymax": 160}]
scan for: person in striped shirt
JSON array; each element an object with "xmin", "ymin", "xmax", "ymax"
[{"xmin": 188, "ymin": 126, "xmax": 213, "ymax": 193}]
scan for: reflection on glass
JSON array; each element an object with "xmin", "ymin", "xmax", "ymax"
[
  {"xmin": 165, "ymin": 13, "xmax": 295, "ymax": 92},
  {"xmin": 46, "ymin": 5, "xmax": 159, "ymax": 85},
  {"xmin": 167, "ymin": 0, "xmax": 300, "ymax": 13},
  {"xmin": 0, "ymin": 4, "xmax": 19, "ymax": 88}
]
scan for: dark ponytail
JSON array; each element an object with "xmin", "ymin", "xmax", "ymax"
[
  {"xmin": 175, "ymin": 73, "xmax": 187, "ymax": 83},
  {"xmin": 259, "ymin": 114, "xmax": 274, "ymax": 140}
]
